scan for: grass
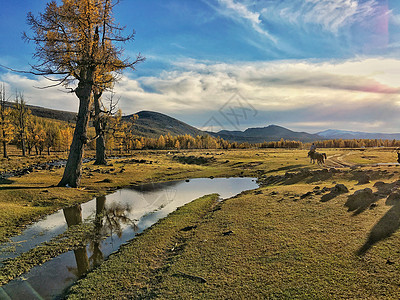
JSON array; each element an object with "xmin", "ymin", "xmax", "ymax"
[
  {"xmin": 0, "ymin": 148, "xmax": 315, "ymax": 243},
  {"xmin": 67, "ymin": 171, "xmax": 400, "ymax": 299},
  {"xmin": 0, "ymin": 222, "xmax": 93, "ymax": 285},
  {"xmin": 2, "ymin": 147, "xmax": 400, "ymax": 298},
  {"xmin": 66, "ymin": 193, "xmax": 221, "ymax": 299}
]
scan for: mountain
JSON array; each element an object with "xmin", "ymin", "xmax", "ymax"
[
  {"xmin": 208, "ymin": 125, "xmax": 323, "ymax": 143},
  {"xmin": 123, "ymin": 111, "xmax": 204, "ymax": 138},
  {"xmin": 317, "ymin": 129, "xmax": 400, "ymax": 140},
  {"xmin": 5, "ymin": 101, "xmax": 77, "ymax": 122},
  {"xmin": 11, "ymin": 102, "xmax": 329, "ymax": 142}
]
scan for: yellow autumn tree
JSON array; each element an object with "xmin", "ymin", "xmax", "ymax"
[
  {"xmin": 0, "ymin": 83, "xmax": 13, "ymax": 158},
  {"xmin": 25, "ymin": 0, "xmax": 143, "ymax": 187}
]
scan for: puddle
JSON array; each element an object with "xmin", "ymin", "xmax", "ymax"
[{"xmin": 0, "ymin": 177, "xmax": 258, "ymax": 300}]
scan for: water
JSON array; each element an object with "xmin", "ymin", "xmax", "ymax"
[{"xmin": 0, "ymin": 177, "xmax": 258, "ymax": 300}]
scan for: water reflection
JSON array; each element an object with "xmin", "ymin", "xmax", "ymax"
[
  {"xmin": 63, "ymin": 196, "xmax": 138, "ymax": 276},
  {"xmin": 0, "ymin": 177, "xmax": 258, "ymax": 300}
]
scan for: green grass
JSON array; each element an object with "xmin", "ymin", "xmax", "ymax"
[
  {"xmin": 0, "ymin": 223, "xmax": 93, "ymax": 285},
  {"xmin": 2, "ymin": 148, "xmax": 400, "ymax": 298},
  {"xmin": 66, "ymin": 194, "xmax": 220, "ymax": 299},
  {"xmin": 68, "ymin": 180, "xmax": 400, "ymax": 299}
]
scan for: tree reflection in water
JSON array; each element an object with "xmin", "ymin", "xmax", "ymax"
[{"xmin": 63, "ymin": 196, "xmax": 137, "ymax": 277}]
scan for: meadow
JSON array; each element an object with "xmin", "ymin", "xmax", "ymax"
[{"xmin": 1, "ymin": 146, "xmax": 400, "ymax": 298}]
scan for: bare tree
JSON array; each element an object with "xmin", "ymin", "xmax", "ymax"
[
  {"xmin": 93, "ymin": 89, "xmax": 119, "ymax": 165},
  {"xmin": 24, "ymin": 0, "xmax": 143, "ymax": 187}
]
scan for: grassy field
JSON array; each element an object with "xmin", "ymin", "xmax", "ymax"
[{"xmin": 1, "ymin": 146, "xmax": 400, "ymax": 298}]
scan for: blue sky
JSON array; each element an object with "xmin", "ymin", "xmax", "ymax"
[{"xmin": 1, "ymin": 0, "xmax": 400, "ymax": 133}]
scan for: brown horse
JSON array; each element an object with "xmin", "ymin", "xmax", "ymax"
[{"xmin": 308, "ymin": 151, "xmax": 327, "ymax": 165}]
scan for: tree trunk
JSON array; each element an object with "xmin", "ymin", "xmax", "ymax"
[
  {"xmin": 20, "ymin": 132, "xmax": 26, "ymax": 157},
  {"xmin": 58, "ymin": 80, "xmax": 92, "ymax": 188},
  {"xmin": 2, "ymin": 140, "xmax": 7, "ymax": 158},
  {"xmin": 93, "ymin": 92, "xmax": 107, "ymax": 165}
]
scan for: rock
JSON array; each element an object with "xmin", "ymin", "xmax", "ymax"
[
  {"xmin": 345, "ymin": 188, "xmax": 377, "ymax": 214},
  {"xmin": 321, "ymin": 184, "xmax": 349, "ymax": 202},
  {"xmin": 369, "ymin": 203, "xmax": 378, "ymax": 209},
  {"xmin": 332, "ymin": 184, "xmax": 349, "ymax": 194},
  {"xmin": 321, "ymin": 187, "xmax": 330, "ymax": 193},
  {"xmin": 357, "ymin": 174, "xmax": 370, "ymax": 185},
  {"xmin": 300, "ymin": 192, "xmax": 313, "ymax": 199},
  {"xmin": 373, "ymin": 181, "xmax": 385, "ymax": 188},
  {"xmin": 386, "ymin": 192, "xmax": 400, "ymax": 206}
]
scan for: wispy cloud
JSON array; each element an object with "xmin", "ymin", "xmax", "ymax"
[
  {"xmin": 208, "ymin": 0, "xmax": 277, "ymax": 43},
  {"xmin": 276, "ymin": 0, "xmax": 380, "ymax": 34}
]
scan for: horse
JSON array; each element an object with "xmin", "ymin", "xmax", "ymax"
[{"xmin": 308, "ymin": 151, "xmax": 327, "ymax": 165}]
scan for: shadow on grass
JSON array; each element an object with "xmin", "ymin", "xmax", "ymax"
[
  {"xmin": 0, "ymin": 178, "xmax": 14, "ymax": 185},
  {"xmin": 265, "ymin": 164, "xmax": 306, "ymax": 174},
  {"xmin": 356, "ymin": 187, "xmax": 400, "ymax": 255},
  {"xmin": 357, "ymin": 202, "xmax": 400, "ymax": 255},
  {"xmin": 0, "ymin": 185, "xmax": 55, "ymax": 191}
]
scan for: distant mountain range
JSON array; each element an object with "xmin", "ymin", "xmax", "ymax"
[
  {"xmin": 18, "ymin": 102, "xmax": 400, "ymax": 143},
  {"xmin": 208, "ymin": 125, "xmax": 322, "ymax": 143},
  {"xmin": 317, "ymin": 129, "xmax": 400, "ymax": 140}
]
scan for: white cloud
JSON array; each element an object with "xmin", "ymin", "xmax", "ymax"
[
  {"xmin": 2, "ymin": 57, "xmax": 400, "ymax": 133},
  {"xmin": 0, "ymin": 73, "xmax": 78, "ymax": 112}
]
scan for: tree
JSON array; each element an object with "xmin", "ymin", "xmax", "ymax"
[
  {"xmin": 11, "ymin": 92, "xmax": 31, "ymax": 156},
  {"xmin": 157, "ymin": 135, "xmax": 166, "ymax": 149},
  {"xmin": 0, "ymin": 84, "xmax": 13, "ymax": 158},
  {"xmin": 25, "ymin": 0, "xmax": 143, "ymax": 187},
  {"xmin": 93, "ymin": 88, "xmax": 118, "ymax": 164},
  {"xmin": 45, "ymin": 122, "xmax": 62, "ymax": 155}
]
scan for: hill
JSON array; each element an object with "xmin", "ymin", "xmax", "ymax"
[
  {"xmin": 317, "ymin": 129, "xmax": 400, "ymax": 140},
  {"xmin": 209, "ymin": 125, "xmax": 323, "ymax": 143},
  {"xmin": 123, "ymin": 111, "xmax": 205, "ymax": 138},
  {"xmin": 5, "ymin": 101, "xmax": 77, "ymax": 123},
  {"xmin": 11, "ymin": 102, "xmax": 328, "ymax": 142}
]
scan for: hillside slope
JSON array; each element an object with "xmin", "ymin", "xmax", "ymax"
[
  {"xmin": 5, "ymin": 101, "xmax": 77, "ymax": 122},
  {"xmin": 317, "ymin": 129, "xmax": 400, "ymax": 140},
  {"xmin": 124, "ymin": 111, "xmax": 205, "ymax": 138},
  {"xmin": 209, "ymin": 125, "xmax": 322, "ymax": 143}
]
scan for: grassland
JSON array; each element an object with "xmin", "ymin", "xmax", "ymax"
[{"xmin": 2, "ymin": 146, "xmax": 400, "ymax": 298}]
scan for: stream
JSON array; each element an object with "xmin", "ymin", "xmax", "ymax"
[{"xmin": 0, "ymin": 177, "xmax": 258, "ymax": 300}]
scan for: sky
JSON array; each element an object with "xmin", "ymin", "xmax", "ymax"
[{"xmin": 1, "ymin": 0, "xmax": 400, "ymax": 133}]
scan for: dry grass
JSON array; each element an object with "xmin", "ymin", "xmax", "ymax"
[{"xmin": 2, "ymin": 148, "xmax": 400, "ymax": 299}]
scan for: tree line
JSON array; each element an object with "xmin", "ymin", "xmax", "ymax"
[
  {"xmin": 0, "ymin": 84, "xmax": 135, "ymax": 158},
  {"xmin": 3, "ymin": 86, "xmax": 400, "ymax": 158}
]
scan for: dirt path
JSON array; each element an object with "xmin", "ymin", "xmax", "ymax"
[{"xmin": 324, "ymin": 152, "xmax": 354, "ymax": 168}]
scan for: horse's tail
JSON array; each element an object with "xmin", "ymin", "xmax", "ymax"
[{"xmin": 323, "ymin": 153, "xmax": 327, "ymax": 159}]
